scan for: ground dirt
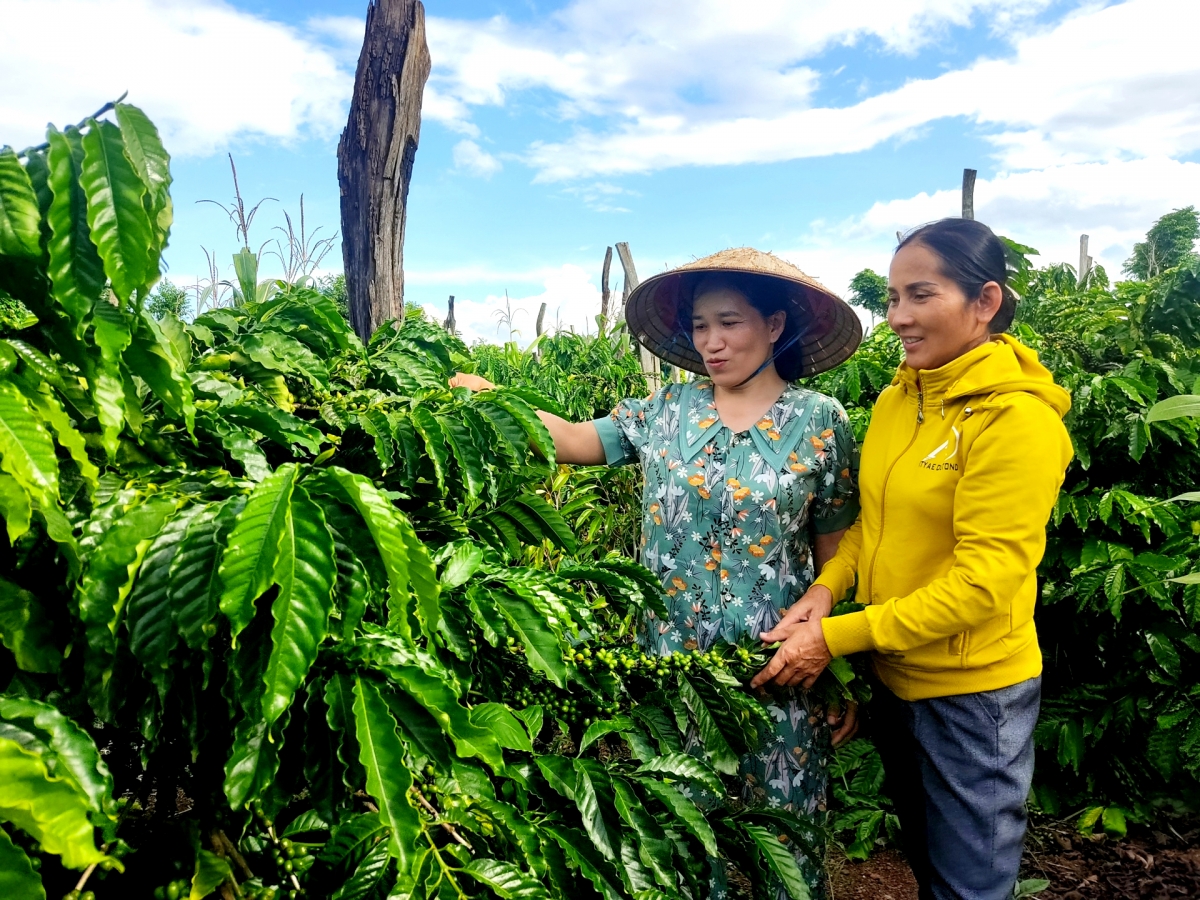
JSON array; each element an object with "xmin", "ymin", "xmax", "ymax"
[{"xmin": 827, "ymin": 817, "xmax": 1200, "ymax": 899}]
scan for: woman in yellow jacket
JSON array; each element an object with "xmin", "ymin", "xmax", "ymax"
[{"xmin": 751, "ymin": 218, "xmax": 1073, "ymax": 900}]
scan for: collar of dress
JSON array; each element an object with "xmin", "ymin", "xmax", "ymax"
[{"xmin": 678, "ymin": 380, "xmax": 822, "ymax": 471}]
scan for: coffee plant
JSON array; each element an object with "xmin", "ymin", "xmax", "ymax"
[
  {"xmin": 0, "ymin": 107, "xmax": 835, "ymax": 900},
  {"xmin": 473, "ymin": 329, "xmax": 648, "ymax": 424}
]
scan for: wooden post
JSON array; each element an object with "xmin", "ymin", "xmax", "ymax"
[
  {"xmin": 1078, "ymin": 234, "xmax": 1090, "ymax": 287},
  {"xmin": 443, "ymin": 295, "xmax": 455, "ymax": 334},
  {"xmin": 600, "ymin": 246, "xmax": 613, "ymax": 323},
  {"xmin": 962, "ymin": 168, "xmax": 977, "ymax": 220},
  {"xmin": 337, "ymin": 0, "xmax": 431, "ymax": 343},
  {"xmin": 536, "ymin": 302, "xmax": 546, "ymax": 337},
  {"xmin": 616, "ymin": 242, "xmax": 638, "ymax": 304},
  {"xmin": 616, "ymin": 242, "xmax": 660, "ymax": 390}
]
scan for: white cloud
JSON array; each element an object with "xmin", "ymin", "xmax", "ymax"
[
  {"xmin": 305, "ymin": 14, "xmax": 366, "ymax": 67},
  {"xmin": 423, "ymin": 0, "xmax": 1053, "ymax": 173},
  {"xmin": 561, "ymin": 182, "xmax": 638, "ymax": 213},
  {"xmin": 774, "ymin": 156, "xmax": 1200, "ymax": 304},
  {"xmin": 452, "ymin": 139, "xmax": 502, "ymax": 177},
  {"xmin": 0, "ymin": 0, "xmax": 352, "ymax": 155},
  {"xmin": 419, "ymin": 264, "xmax": 605, "ymax": 345},
  {"xmin": 425, "ymin": 0, "xmax": 1200, "ymax": 182},
  {"xmin": 425, "ymin": 0, "xmax": 1047, "ymax": 131}
]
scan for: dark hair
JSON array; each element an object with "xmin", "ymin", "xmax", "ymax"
[
  {"xmin": 675, "ymin": 273, "xmax": 806, "ymax": 380},
  {"xmin": 897, "ymin": 218, "xmax": 1017, "ymax": 332}
]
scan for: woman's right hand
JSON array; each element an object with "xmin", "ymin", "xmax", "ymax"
[
  {"xmin": 449, "ymin": 372, "xmax": 495, "ymax": 391},
  {"xmin": 759, "ymin": 584, "xmax": 834, "ymax": 644}
]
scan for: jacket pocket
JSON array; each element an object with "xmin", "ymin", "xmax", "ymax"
[{"xmin": 948, "ymin": 631, "xmax": 970, "ymax": 665}]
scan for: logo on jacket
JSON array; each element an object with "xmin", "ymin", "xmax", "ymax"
[{"xmin": 919, "ymin": 426, "xmax": 960, "ymax": 471}]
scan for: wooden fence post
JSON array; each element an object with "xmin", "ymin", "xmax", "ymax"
[
  {"xmin": 337, "ymin": 0, "xmax": 431, "ymax": 343},
  {"xmin": 1078, "ymin": 234, "xmax": 1091, "ymax": 287},
  {"xmin": 444, "ymin": 295, "xmax": 455, "ymax": 334},
  {"xmin": 600, "ymin": 246, "xmax": 613, "ymax": 324},
  {"xmin": 616, "ymin": 242, "xmax": 660, "ymax": 391},
  {"xmin": 962, "ymin": 168, "xmax": 977, "ymax": 220},
  {"xmin": 536, "ymin": 302, "xmax": 546, "ymax": 337}
]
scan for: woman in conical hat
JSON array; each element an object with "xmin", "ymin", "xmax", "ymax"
[{"xmin": 453, "ymin": 248, "xmax": 863, "ymax": 898}]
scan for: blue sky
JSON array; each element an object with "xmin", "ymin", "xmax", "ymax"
[{"xmin": 4, "ymin": 0, "xmax": 1200, "ymax": 343}]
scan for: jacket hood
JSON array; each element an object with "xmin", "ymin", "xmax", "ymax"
[{"xmin": 895, "ymin": 334, "xmax": 1071, "ymax": 418}]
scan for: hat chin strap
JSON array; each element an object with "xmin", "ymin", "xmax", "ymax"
[
  {"xmin": 730, "ymin": 327, "xmax": 807, "ymax": 389},
  {"xmin": 679, "ymin": 321, "xmax": 808, "ymax": 388}
]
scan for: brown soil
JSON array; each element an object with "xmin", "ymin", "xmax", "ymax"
[
  {"xmin": 1024, "ymin": 817, "xmax": 1200, "ymax": 899},
  {"xmin": 827, "ymin": 848, "xmax": 918, "ymax": 900},
  {"xmin": 827, "ymin": 817, "xmax": 1200, "ymax": 900}
]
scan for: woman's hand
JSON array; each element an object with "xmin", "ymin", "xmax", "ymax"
[
  {"xmin": 449, "ymin": 372, "xmax": 495, "ymax": 391},
  {"xmin": 827, "ymin": 700, "xmax": 859, "ymax": 748},
  {"xmin": 759, "ymin": 584, "xmax": 833, "ymax": 644},
  {"xmin": 750, "ymin": 617, "xmax": 832, "ymax": 690}
]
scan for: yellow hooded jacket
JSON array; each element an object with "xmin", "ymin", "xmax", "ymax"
[{"xmin": 815, "ymin": 335, "xmax": 1073, "ymax": 700}]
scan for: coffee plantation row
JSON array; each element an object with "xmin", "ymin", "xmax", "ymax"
[
  {"xmin": 0, "ymin": 107, "xmax": 864, "ymax": 900},
  {"xmin": 469, "ymin": 220, "xmax": 1200, "ymax": 852}
]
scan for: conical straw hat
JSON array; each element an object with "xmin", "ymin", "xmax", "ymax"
[{"xmin": 624, "ymin": 247, "xmax": 862, "ymax": 379}]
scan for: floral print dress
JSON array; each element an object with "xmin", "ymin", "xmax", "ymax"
[{"xmin": 592, "ymin": 379, "xmax": 860, "ymax": 899}]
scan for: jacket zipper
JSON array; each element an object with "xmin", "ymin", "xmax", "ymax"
[{"xmin": 865, "ymin": 375, "xmax": 925, "ymax": 606}]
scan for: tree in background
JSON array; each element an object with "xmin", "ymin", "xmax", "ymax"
[
  {"xmin": 317, "ymin": 272, "xmax": 348, "ymax": 322},
  {"xmin": 145, "ymin": 278, "xmax": 191, "ymax": 320},
  {"xmin": 848, "ymin": 268, "xmax": 889, "ymax": 320},
  {"xmin": 1125, "ymin": 206, "xmax": 1200, "ymax": 279}
]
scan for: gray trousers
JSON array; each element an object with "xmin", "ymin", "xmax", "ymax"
[{"xmin": 873, "ymin": 677, "xmax": 1041, "ymax": 900}]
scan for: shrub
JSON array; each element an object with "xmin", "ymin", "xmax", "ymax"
[{"xmin": 0, "ymin": 107, "xmax": 833, "ymax": 900}]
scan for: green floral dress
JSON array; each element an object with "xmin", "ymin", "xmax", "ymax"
[{"xmin": 592, "ymin": 379, "xmax": 860, "ymax": 898}]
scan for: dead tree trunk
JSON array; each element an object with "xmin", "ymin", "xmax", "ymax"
[
  {"xmin": 338, "ymin": 0, "xmax": 431, "ymax": 343},
  {"xmin": 962, "ymin": 168, "xmax": 977, "ymax": 220},
  {"xmin": 444, "ymin": 295, "xmax": 455, "ymax": 334}
]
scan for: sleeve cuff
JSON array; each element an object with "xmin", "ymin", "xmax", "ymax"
[
  {"xmin": 822, "ymin": 610, "xmax": 875, "ymax": 658},
  {"xmin": 813, "ymin": 558, "xmax": 856, "ymax": 604},
  {"xmin": 814, "ymin": 499, "xmax": 860, "ymax": 534},
  {"xmin": 590, "ymin": 416, "xmax": 634, "ymax": 467}
]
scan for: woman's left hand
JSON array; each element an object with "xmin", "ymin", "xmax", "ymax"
[
  {"xmin": 827, "ymin": 700, "xmax": 859, "ymax": 748},
  {"xmin": 750, "ymin": 618, "xmax": 832, "ymax": 690}
]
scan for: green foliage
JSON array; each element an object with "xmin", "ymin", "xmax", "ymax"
[
  {"xmin": 0, "ymin": 292, "xmax": 36, "ymax": 333},
  {"xmin": 146, "ymin": 278, "xmax": 190, "ymax": 321},
  {"xmin": 317, "ymin": 273, "xmax": 349, "ymax": 324},
  {"xmin": 0, "ymin": 738, "xmax": 112, "ymax": 869},
  {"xmin": 0, "ymin": 825, "xmax": 46, "ymax": 899},
  {"xmin": 1125, "ymin": 206, "xmax": 1200, "ymax": 280},
  {"xmin": 797, "ymin": 324, "xmax": 901, "ymax": 441},
  {"xmin": 826, "ymin": 739, "xmax": 897, "ymax": 860},
  {"xmin": 474, "ymin": 327, "xmax": 648, "ymax": 422},
  {"xmin": 847, "ymin": 269, "xmax": 888, "ymax": 321},
  {"xmin": 0, "ymin": 108, "xmax": 809, "ymax": 900}
]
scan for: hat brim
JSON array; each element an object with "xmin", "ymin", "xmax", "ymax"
[{"xmin": 625, "ymin": 265, "xmax": 863, "ymax": 379}]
